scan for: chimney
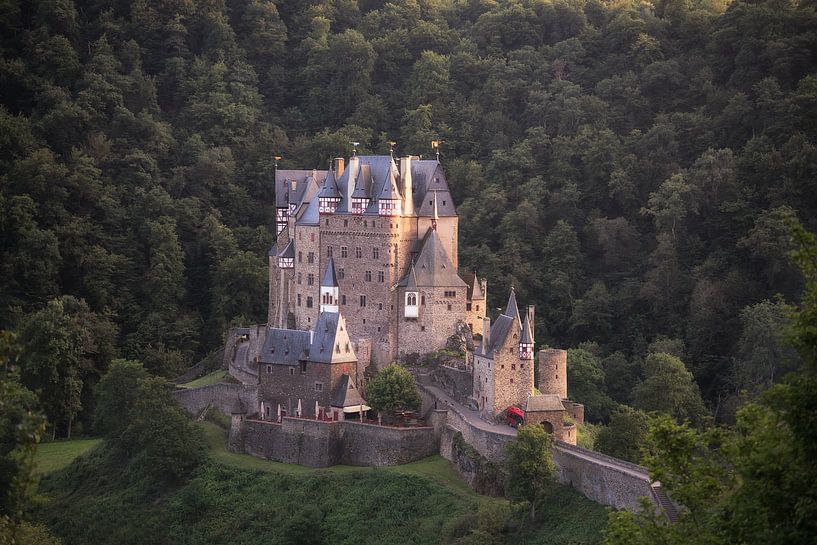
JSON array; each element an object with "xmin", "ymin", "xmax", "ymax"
[
  {"xmin": 527, "ymin": 305, "xmax": 535, "ymax": 342},
  {"xmin": 333, "ymin": 157, "xmax": 345, "ymax": 178},
  {"xmin": 482, "ymin": 317, "xmax": 491, "ymax": 355},
  {"xmin": 346, "ymin": 155, "xmax": 359, "ymax": 210},
  {"xmin": 400, "ymin": 156, "xmax": 414, "ymax": 216}
]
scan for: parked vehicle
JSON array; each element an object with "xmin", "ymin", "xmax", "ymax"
[{"xmin": 505, "ymin": 406, "xmax": 525, "ymax": 428}]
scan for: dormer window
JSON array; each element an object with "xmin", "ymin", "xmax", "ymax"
[{"xmin": 405, "ymin": 291, "xmax": 419, "ymax": 318}]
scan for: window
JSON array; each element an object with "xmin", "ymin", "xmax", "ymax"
[
  {"xmin": 266, "ymin": 365, "xmax": 271, "ymax": 374},
  {"xmin": 289, "ymin": 367, "xmax": 295, "ymax": 375},
  {"xmin": 444, "ymin": 290, "xmax": 457, "ymax": 297},
  {"xmin": 443, "ymin": 201, "xmax": 446, "ymax": 206},
  {"xmin": 509, "ymin": 348, "xmax": 514, "ymax": 354},
  {"xmin": 521, "ymin": 363, "xmax": 525, "ymax": 369},
  {"xmin": 421, "ymin": 325, "xmax": 426, "ymax": 331},
  {"xmin": 310, "ymin": 233, "xmax": 315, "ymax": 242},
  {"xmin": 307, "ymin": 252, "xmax": 314, "ymax": 264},
  {"xmin": 407, "ymin": 293, "xmax": 417, "ymax": 305},
  {"xmin": 373, "ymin": 247, "xmax": 379, "ymax": 259},
  {"xmin": 511, "ymin": 364, "xmax": 516, "ymax": 370},
  {"xmin": 447, "ymin": 304, "xmax": 452, "ymax": 311},
  {"xmin": 360, "ymin": 295, "xmax": 367, "ymax": 307},
  {"xmin": 338, "ymin": 268, "xmax": 345, "ymax": 279},
  {"xmin": 297, "ymin": 273, "xmax": 302, "ymax": 284},
  {"xmin": 365, "ymin": 271, "xmax": 372, "ymax": 282},
  {"xmin": 344, "ymin": 219, "xmax": 348, "ymax": 227},
  {"xmin": 298, "ymin": 251, "xmax": 302, "ymax": 263},
  {"xmin": 378, "ymin": 303, "xmax": 383, "ymax": 310},
  {"xmin": 306, "ymin": 296, "xmax": 313, "ymax": 308},
  {"xmin": 378, "ymin": 271, "xmax": 384, "ymax": 283},
  {"xmin": 355, "ymin": 247, "xmax": 362, "ymax": 258},
  {"xmin": 510, "ymin": 378, "xmax": 514, "ymax": 384},
  {"xmin": 307, "ymin": 273, "xmax": 314, "ymax": 285},
  {"xmin": 300, "ymin": 361, "xmax": 307, "ymax": 375},
  {"xmin": 364, "ymin": 220, "xmax": 367, "ymax": 227},
  {"xmin": 325, "ymin": 219, "xmax": 329, "ymax": 225},
  {"xmin": 297, "ymin": 294, "xmax": 302, "ymax": 306},
  {"xmin": 421, "ymin": 295, "xmax": 426, "ymax": 305},
  {"xmin": 477, "ymin": 304, "xmax": 480, "ymax": 311},
  {"xmin": 467, "ymin": 303, "xmax": 472, "ymax": 311},
  {"xmin": 341, "ymin": 294, "xmax": 347, "ymax": 305},
  {"xmin": 315, "ymin": 383, "xmax": 323, "ymax": 392},
  {"xmin": 327, "ymin": 246, "xmax": 333, "ymax": 257},
  {"xmin": 341, "ymin": 246, "xmax": 348, "ymax": 258}
]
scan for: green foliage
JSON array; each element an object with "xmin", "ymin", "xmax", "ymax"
[
  {"xmin": 604, "ymin": 219, "xmax": 817, "ymax": 545},
  {"xmin": 631, "ymin": 353, "xmax": 709, "ymax": 426},
  {"xmin": 566, "ymin": 349, "xmax": 616, "ymax": 422},
  {"xmin": 365, "ymin": 364, "xmax": 421, "ymax": 415},
  {"xmin": 505, "ymin": 424, "xmax": 555, "ymax": 521},
  {"xmin": 594, "ymin": 406, "xmax": 649, "ymax": 463}
]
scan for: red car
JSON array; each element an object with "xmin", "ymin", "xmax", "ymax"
[{"xmin": 505, "ymin": 407, "xmax": 525, "ymax": 428}]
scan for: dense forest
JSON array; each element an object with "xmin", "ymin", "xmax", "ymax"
[{"xmin": 2, "ymin": 0, "xmax": 817, "ymax": 436}]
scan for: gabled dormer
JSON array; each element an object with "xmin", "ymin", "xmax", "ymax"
[
  {"xmin": 318, "ymin": 170, "xmax": 341, "ymax": 214},
  {"xmin": 320, "ymin": 258, "xmax": 339, "ymax": 313},
  {"xmin": 278, "ymin": 240, "xmax": 295, "ymax": 269},
  {"xmin": 378, "ymin": 161, "xmax": 402, "ymax": 216}
]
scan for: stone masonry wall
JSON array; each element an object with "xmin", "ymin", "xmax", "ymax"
[
  {"xmin": 238, "ymin": 417, "xmax": 437, "ymax": 468},
  {"xmin": 174, "ymin": 383, "xmax": 259, "ymax": 416}
]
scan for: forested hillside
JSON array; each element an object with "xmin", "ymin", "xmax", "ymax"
[{"xmin": 2, "ymin": 0, "xmax": 817, "ymax": 433}]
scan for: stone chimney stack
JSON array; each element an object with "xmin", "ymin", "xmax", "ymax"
[
  {"xmin": 481, "ymin": 317, "xmax": 491, "ymax": 356},
  {"xmin": 346, "ymin": 155, "xmax": 359, "ymax": 206},
  {"xmin": 527, "ymin": 305, "xmax": 535, "ymax": 338},
  {"xmin": 399, "ymin": 156, "xmax": 414, "ymax": 216},
  {"xmin": 333, "ymin": 157, "xmax": 345, "ymax": 178}
]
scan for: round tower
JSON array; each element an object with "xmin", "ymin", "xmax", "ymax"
[{"xmin": 538, "ymin": 348, "xmax": 567, "ymax": 399}]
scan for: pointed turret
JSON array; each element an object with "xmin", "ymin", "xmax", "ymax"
[
  {"xmin": 318, "ymin": 169, "xmax": 341, "ymax": 214},
  {"xmin": 320, "ymin": 258, "xmax": 339, "ymax": 313},
  {"xmin": 520, "ymin": 306, "xmax": 534, "ymax": 360},
  {"xmin": 378, "ymin": 160, "xmax": 402, "ymax": 216},
  {"xmin": 505, "ymin": 287, "xmax": 519, "ymax": 320}
]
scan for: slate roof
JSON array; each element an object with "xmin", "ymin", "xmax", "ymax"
[
  {"xmin": 505, "ymin": 288, "xmax": 520, "ymax": 320},
  {"xmin": 398, "ymin": 228, "xmax": 467, "ymax": 288},
  {"xmin": 331, "ymin": 374, "xmax": 367, "ymax": 408},
  {"xmin": 525, "ymin": 395, "xmax": 565, "ymax": 412},
  {"xmin": 484, "ymin": 314, "xmax": 515, "ymax": 357},
  {"xmin": 410, "ymin": 161, "xmax": 457, "ymax": 217},
  {"xmin": 280, "ymin": 240, "xmax": 295, "ymax": 259},
  {"xmin": 268, "ymin": 243, "xmax": 278, "ymax": 257},
  {"xmin": 404, "ymin": 262, "xmax": 418, "ymax": 291},
  {"xmin": 321, "ymin": 257, "xmax": 338, "ymax": 287},
  {"xmin": 307, "ymin": 311, "xmax": 357, "ymax": 364},
  {"xmin": 462, "ymin": 271, "xmax": 485, "ymax": 300},
  {"xmin": 258, "ymin": 327, "xmax": 312, "ymax": 365},
  {"xmin": 294, "ymin": 176, "xmax": 321, "ymax": 226},
  {"xmin": 521, "ymin": 311, "xmax": 534, "ymax": 344},
  {"xmin": 275, "ymin": 169, "xmax": 328, "ymax": 208},
  {"xmin": 317, "ymin": 169, "xmax": 340, "ymax": 199}
]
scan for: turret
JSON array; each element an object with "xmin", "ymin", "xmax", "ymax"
[
  {"xmin": 520, "ymin": 305, "xmax": 534, "ymax": 360},
  {"xmin": 351, "ymin": 170, "xmax": 369, "ymax": 214},
  {"xmin": 318, "ymin": 169, "xmax": 341, "ymax": 214},
  {"xmin": 400, "ymin": 156, "xmax": 414, "ymax": 216},
  {"xmin": 320, "ymin": 258, "xmax": 339, "ymax": 313},
  {"xmin": 378, "ymin": 161, "xmax": 402, "ymax": 216},
  {"xmin": 505, "ymin": 287, "xmax": 519, "ymax": 320}
]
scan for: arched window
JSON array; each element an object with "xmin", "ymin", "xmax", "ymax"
[{"xmin": 407, "ymin": 293, "xmax": 417, "ymax": 306}]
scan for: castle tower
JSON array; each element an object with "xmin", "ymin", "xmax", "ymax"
[
  {"xmin": 320, "ymin": 258, "xmax": 339, "ymax": 313},
  {"xmin": 538, "ymin": 348, "xmax": 567, "ymax": 399}
]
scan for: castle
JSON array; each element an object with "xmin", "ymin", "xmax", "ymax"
[{"xmin": 226, "ymin": 154, "xmax": 581, "ymax": 442}]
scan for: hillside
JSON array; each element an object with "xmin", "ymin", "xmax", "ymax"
[
  {"xmin": 3, "ymin": 0, "xmax": 817, "ymax": 435},
  {"xmin": 33, "ymin": 421, "xmax": 609, "ymax": 545}
]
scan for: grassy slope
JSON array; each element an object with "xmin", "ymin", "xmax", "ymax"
[
  {"xmin": 33, "ymin": 438, "xmax": 102, "ymax": 475},
  {"xmin": 35, "ymin": 423, "xmax": 608, "ymax": 545},
  {"xmin": 178, "ymin": 370, "xmax": 229, "ymax": 388}
]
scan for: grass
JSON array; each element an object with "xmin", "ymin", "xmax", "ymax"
[
  {"xmin": 178, "ymin": 369, "xmax": 228, "ymax": 388},
  {"xmin": 35, "ymin": 418, "xmax": 609, "ymax": 545},
  {"xmin": 33, "ymin": 438, "xmax": 101, "ymax": 475}
]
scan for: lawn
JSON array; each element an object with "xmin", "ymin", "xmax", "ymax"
[
  {"xmin": 178, "ymin": 369, "xmax": 229, "ymax": 388},
  {"xmin": 33, "ymin": 438, "xmax": 101, "ymax": 475}
]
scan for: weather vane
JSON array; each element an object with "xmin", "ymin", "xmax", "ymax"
[
  {"xmin": 388, "ymin": 141, "xmax": 397, "ymax": 157},
  {"xmin": 431, "ymin": 140, "xmax": 444, "ymax": 162},
  {"xmin": 274, "ymin": 155, "xmax": 282, "ymax": 170},
  {"xmin": 351, "ymin": 142, "xmax": 360, "ymax": 156}
]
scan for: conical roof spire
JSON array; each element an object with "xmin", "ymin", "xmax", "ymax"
[
  {"xmin": 322, "ymin": 257, "xmax": 338, "ymax": 287},
  {"xmin": 405, "ymin": 262, "xmax": 418, "ymax": 291},
  {"xmin": 521, "ymin": 309, "xmax": 533, "ymax": 344},
  {"xmin": 505, "ymin": 287, "xmax": 519, "ymax": 320}
]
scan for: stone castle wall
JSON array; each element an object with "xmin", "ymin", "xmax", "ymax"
[
  {"xmin": 238, "ymin": 417, "xmax": 437, "ymax": 468},
  {"xmin": 174, "ymin": 383, "xmax": 258, "ymax": 416}
]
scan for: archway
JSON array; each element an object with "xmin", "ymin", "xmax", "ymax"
[{"xmin": 541, "ymin": 421, "xmax": 554, "ymax": 434}]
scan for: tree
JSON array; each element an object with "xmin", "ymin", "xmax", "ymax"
[
  {"xmin": 365, "ymin": 364, "xmax": 421, "ymax": 416},
  {"xmin": 606, "ymin": 218, "xmax": 817, "ymax": 545},
  {"xmin": 93, "ymin": 359, "xmax": 149, "ymax": 439},
  {"xmin": 505, "ymin": 424, "xmax": 555, "ymax": 521},
  {"xmin": 566, "ymin": 349, "xmax": 615, "ymax": 422},
  {"xmin": 0, "ymin": 331, "xmax": 45, "ymax": 542},
  {"xmin": 595, "ymin": 406, "xmax": 650, "ymax": 463},
  {"xmin": 631, "ymin": 353, "xmax": 709, "ymax": 426}
]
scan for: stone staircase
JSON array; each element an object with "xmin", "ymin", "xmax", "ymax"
[{"xmin": 651, "ymin": 482, "xmax": 680, "ymax": 522}]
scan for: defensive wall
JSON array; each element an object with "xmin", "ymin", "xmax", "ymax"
[
  {"xmin": 419, "ymin": 383, "xmax": 655, "ymax": 511},
  {"xmin": 235, "ymin": 417, "xmax": 438, "ymax": 468},
  {"xmin": 174, "ymin": 383, "xmax": 258, "ymax": 416}
]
